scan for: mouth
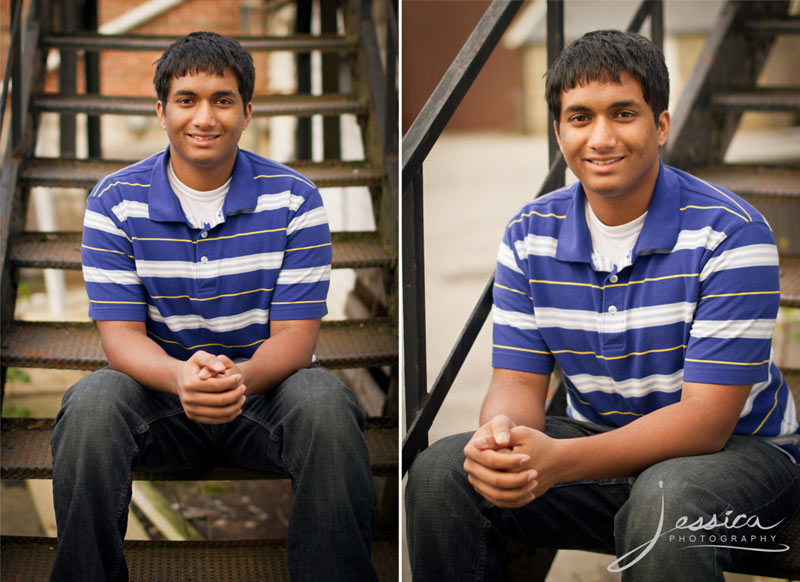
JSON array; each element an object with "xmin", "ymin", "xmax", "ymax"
[
  {"xmin": 188, "ymin": 133, "xmax": 220, "ymax": 143},
  {"xmin": 586, "ymin": 156, "xmax": 625, "ymax": 171}
]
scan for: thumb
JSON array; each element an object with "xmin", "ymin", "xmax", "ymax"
[
  {"xmin": 491, "ymin": 415, "xmax": 515, "ymax": 447},
  {"xmin": 190, "ymin": 350, "xmax": 225, "ymax": 375}
]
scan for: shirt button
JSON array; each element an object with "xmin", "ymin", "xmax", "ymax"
[
  {"xmin": 609, "ymin": 274, "xmax": 619, "ymax": 283},
  {"xmin": 608, "ymin": 305, "xmax": 618, "ymax": 314},
  {"xmin": 201, "ymin": 256, "xmax": 208, "ymax": 264},
  {"xmin": 200, "ymin": 232, "xmax": 208, "ymax": 239}
]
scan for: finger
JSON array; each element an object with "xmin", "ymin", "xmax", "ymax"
[
  {"xmin": 464, "ymin": 442, "xmax": 530, "ymax": 471},
  {"xmin": 184, "ymin": 395, "xmax": 246, "ymax": 422},
  {"xmin": 183, "ymin": 385, "xmax": 246, "ymax": 408},
  {"xmin": 216, "ymin": 354, "xmax": 236, "ymax": 368},
  {"xmin": 490, "ymin": 415, "xmax": 514, "ymax": 447},
  {"xmin": 186, "ymin": 374, "xmax": 244, "ymax": 393},
  {"xmin": 463, "ymin": 456, "xmax": 537, "ymax": 490},
  {"xmin": 188, "ymin": 350, "xmax": 226, "ymax": 375},
  {"xmin": 467, "ymin": 473, "xmax": 538, "ymax": 508}
]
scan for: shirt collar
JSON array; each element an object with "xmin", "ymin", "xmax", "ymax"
[
  {"xmin": 554, "ymin": 160, "xmax": 679, "ymax": 263},
  {"xmin": 148, "ymin": 147, "xmax": 259, "ymax": 223}
]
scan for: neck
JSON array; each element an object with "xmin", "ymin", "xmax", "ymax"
[
  {"xmin": 169, "ymin": 152, "xmax": 236, "ymax": 191},
  {"xmin": 584, "ymin": 158, "xmax": 660, "ymax": 226}
]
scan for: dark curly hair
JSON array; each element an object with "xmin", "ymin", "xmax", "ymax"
[
  {"xmin": 154, "ymin": 31, "xmax": 255, "ymax": 111},
  {"xmin": 545, "ymin": 29, "xmax": 669, "ymax": 126}
]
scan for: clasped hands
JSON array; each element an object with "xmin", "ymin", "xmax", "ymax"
[
  {"xmin": 463, "ymin": 415, "xmax": 560, "ymax": 508},
  {"xmin": 175, "ymin": 350, "xmax": 246, "ymax": 424}
]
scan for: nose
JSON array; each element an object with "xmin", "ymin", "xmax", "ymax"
[
  {"xmin": 192, "ymin": 101, "xmax": 216, "ymax": 128},
  {"xmin": 587, "ymin": 116, "xmax": 616, "ymax": 151}
]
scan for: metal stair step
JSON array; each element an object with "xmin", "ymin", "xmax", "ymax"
[
  {"xmin": 0, "ymin": 533, "xmax": 398, "ymax": 582},
  {"xmin": 1, "ymin": 416, "xmax": 396, "ymax": 480},
  {"xmin": 33, "ymin": 93, "xmax": 367, "ymax": 118},
  {"xmin": 781, "ymin": 256, "xmax": 800, "ymax": 308},
  {"xmin": 42, "ymin": 32, "xmax": 359, "ymax": 53},
  {"xmin": 711, "ymin": 88, "xmax": 800, "ymax": 111},
  {"xmin": 744, "ymin": 16, "xmax": 800, "ymax": 35},
  {"xmin": 0, "ymin": 318, "xmax": 397, "ymax": 371},
  {"xmin": 10, "ymin": 231, "xmax": 392, "ymax": 271},
  {"xmin": 21, "ymin": 158, "xmax": 383, "ymax": 189},
  {"xmin": 690, "ymin": 165, "xmax": 800, "ymax": 200}
]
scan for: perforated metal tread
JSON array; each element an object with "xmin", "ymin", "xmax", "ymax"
[
  {"xmin": 0, "ymin": 533, "xmax": 398, "ymax": 582},
  {"xmin": 33, "ymin": 93, "xmax": 368, "ymax": 118},
  {"xmin": 711, "ymin": 88, "xmax": 800, "ymax": 111},
  {"xmin": 21, "ymin": 158, "xmax": 383, "ymax": 189},
  {"xmin": 690, "ymin": 165, "xmax": 800, "ymax": 200},
  {"xmin": 41, "ymin": 33, "xmax": 359, "ymax": 53},
  {"xmin": 744, "ymin": 15, "xmax": 800, "ymax": 35},
  {"xmin": 10, "ymin": 231, "xmax": 392, "ymax": 271},
  {"xmin": 0, "ymin": 416, "xmax": 396, "ymax": 480},
  {"xmin": 779, "ymin": 256, "xmax": 800, "ymax": 308},
  {"xmin": 0, "ymin": 318, "xmax": 397, "ymax": 371}
]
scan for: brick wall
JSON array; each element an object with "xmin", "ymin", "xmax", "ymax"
[{"xmin": 44, "ymin": 0, "xmax": 271, "ymax": 98}]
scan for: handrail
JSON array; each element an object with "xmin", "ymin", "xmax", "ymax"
[
  {"xmin": 0, "ymin": 0, "xmax": 24, "ymax": 150},
  {"xmin": 401, "ymin": 0, "xmax": 524, "ymax": 441},
  {"xmin": 402, "ymin": 0, "xmax": 664, "ymax": 476}
]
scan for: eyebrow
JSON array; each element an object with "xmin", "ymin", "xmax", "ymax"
[
  {"xmin": 173, "ymin": 89, "xmax": 238, "ymax": 99},
  {"xmin": 564, "ymin": 99, "xmax": 641, "ymax": 113}
]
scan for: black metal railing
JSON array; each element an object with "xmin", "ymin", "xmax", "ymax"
[{"xmin": 402, "ymin": 0, "xmax": 664, "ymax": 475}]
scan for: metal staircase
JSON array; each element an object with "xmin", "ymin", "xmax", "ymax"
[
  {"xmin": 0, "ymin": 0, "xmax": 398, "ymax": 579},
  {"xmin": 663, "ymin": 4, "xmax": 800, "ymax": 575}
]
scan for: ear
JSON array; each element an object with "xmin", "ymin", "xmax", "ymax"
[
  {"xmin": 553, "ymin": 119, "xmax": 564, "ymax": 152},
  {"xmin": 243, "ymin": 102, "xmax": 253, "ymax": 130},
  {"xmin": 156, "ymin": 100, "xmax": 167, "ymax": 130},
  {"xmin": 656, "ymin": 110, "xmax": 670, "ymax": 146}
]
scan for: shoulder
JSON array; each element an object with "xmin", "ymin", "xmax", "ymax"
[
  {"xmin": 667, "ymin": 165, "xmax": 770, "ymax": 234},
  {"xmin": 88, "ymin": 151, "xmax": 162, "ymax": 205},
  {"xmin": 504, "ymin": 184, "xmax": 575, "ymax": 238},
  {"xmin": 239, "ymin": 149, "xmax": 318, "ymax": 196}
]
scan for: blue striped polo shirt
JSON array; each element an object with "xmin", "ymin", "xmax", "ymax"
[
  {"xmin": 492, "ymin": 161, "xmax": 799, "ymax": 458},
  {"xmin": 81, "ymin": 147, "xmax": 331, "ymax": 361}
]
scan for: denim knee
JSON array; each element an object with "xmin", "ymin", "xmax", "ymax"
[
  {"xmin": 56, "ymin": 369, "xmax": 144, "ymax": 439},
  {"xmin": 279, "ymin": 367, "xmax": 365, "ymax": 435},
  {"xmin": 406, "ymin": 434, "xmax": 473, "ymax": 519}
]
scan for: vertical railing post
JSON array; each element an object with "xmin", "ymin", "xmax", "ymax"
[
  {"xmin": 295, "ymin": 0, "xmax": 312, "ymax": 160},
  {"xmin": 403, "ymin": 168, "xmax": 427, "ymax": 432},
  {"xmin": 84, "ymin": 0, "xmax": 101, "ymax": 158},
  {"xmin": 650, "ymin": 0, "xmax": 664, "ymax": 51},
  {"xmin": 546, "ymin": 0, "xmax": 564, "ymax": 191},
  {"xmin": 59, "ymin": 0, "xmax": 78, "ymax": 158},
  {"xmin": 10, "ymin": 0, "xmax": 23, "ymax": 150},
  {"xmin": 321, "ymin": 0, "xmax": 340, "ymax": 160}
]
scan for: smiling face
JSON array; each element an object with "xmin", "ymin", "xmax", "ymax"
[
  {"xmin": 156, "ymin": 69, "xmax": 252, "ymax": 190},
  {"xmin": 554, "ymin": 73, "xmax": 670, "ymax": 225}
]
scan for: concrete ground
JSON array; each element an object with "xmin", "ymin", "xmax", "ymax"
[{"xmin": 402, "ymin": 129, "xmax": 800, "ymax": 581}]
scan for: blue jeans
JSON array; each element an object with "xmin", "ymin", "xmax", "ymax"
[
  {"xmin": 50, "ymin": 366, "xmax": 376, "ymax": 582},
  {"xmin": 406, "ymin": 416, "xmax": 800, "ymax": 582}
]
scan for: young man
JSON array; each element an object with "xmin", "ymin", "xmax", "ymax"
[
  {"xmin": 406, "ymin": 30, "xmax": 800, "ymax": 581},
  {"xmin": 51, "ymin": 32, "xmax": 376, "ymax": 582}
]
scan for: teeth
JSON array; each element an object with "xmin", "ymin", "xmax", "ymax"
[
  {"xmin": 192, "ymin": 135, "xmax": 216, "ymax": 141},
  {"xmin": 592, "ymin": 158, "xmax": 621, "ymax": 165}
]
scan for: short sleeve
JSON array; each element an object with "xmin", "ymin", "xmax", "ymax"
[
  {"xmin": 81, "ymin": 189, "xmax": 148, "ymax": 321},
  {"xmin": 270, "ymin": 187, "xmax": 332, "ymax": 320},
  {"xmin": 492, "ymin": 217, "xmax": 555, "ymax": 374},
  {"xmin": 684, "ymin": 220, "xmax": 780, "ymax": 385}
]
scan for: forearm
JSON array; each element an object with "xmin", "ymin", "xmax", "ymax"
[
  {"xmin": 237, "ymin": 319, "xmax": 319, "ymax": 395},
  {"xmin": 479, "ymin": 369, "xmax": 549, "ymax": 430},
  {"xmin": 97, "ymin": 321, "xmax": 182, "ymax": 394},
  {"xmin": 554, "ymin": 390, "xmax": 747, "ymax": 482}
]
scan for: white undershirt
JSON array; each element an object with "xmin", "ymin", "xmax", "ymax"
[
  {"xmin": 584, "ymin": 200, "xmax": 647, "ymax": 272},
  {"xmin": 167, "ymin": 159, "xmax": 231, "ymax": 229}
]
